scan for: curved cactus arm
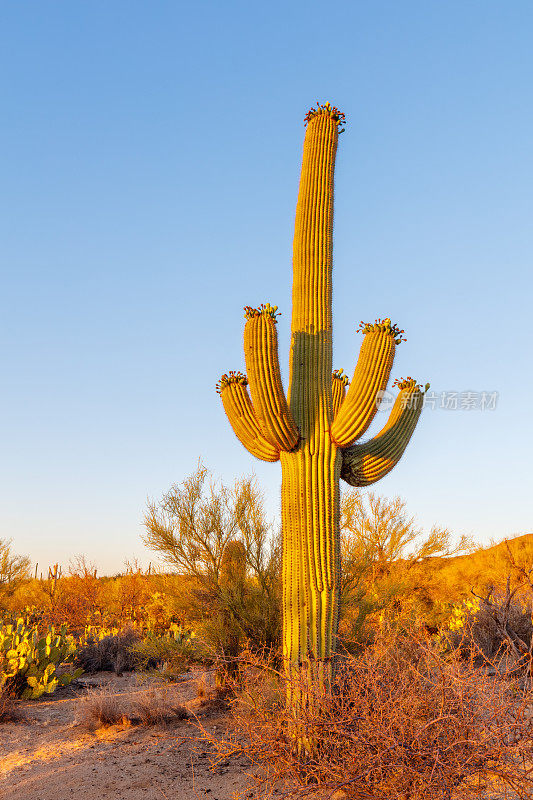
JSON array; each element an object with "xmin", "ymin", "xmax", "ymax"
[
  {"xmin": 330, "ymin": 320, "xmax": 405, "ymax": 448},
  {"xmin": 243, "ymin": 304, "xmax": 299, "ymax": 452},
  {"xmin": 331, "ymin": 369, "xmax": 348, "ymax": 420},
  {"xmin": 217, "ymin": 372, "xmax": 280, "ymax": 463},
  {"xmin": 340, "ymin": 378, "xmax": 425, "ymax": 487}
]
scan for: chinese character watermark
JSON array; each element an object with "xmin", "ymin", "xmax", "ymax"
[{"xmin": 376, "ymin": 390, "xmax": 499, "ymax": 411}]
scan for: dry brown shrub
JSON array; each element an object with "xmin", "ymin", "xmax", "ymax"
[
  {"xmin": 0, "ymin": 685, "xmax": 24, "ymax": 723},
  {"xmin": 74, "ymin": 628, "xmax": 141, "ymax": 674},
  {"xmin": 77, "ymin": 685, "xmax": 188, "ymax": 730},
  {"xmin": 76, "ymin": 686, "xmax": 127, "ymax": 729},
  {"xmin": 447, "ymin": 600, "xmax": 533, "ymax": 667},
  {"xmin": 198, "ymin": 629, "xmax": 533, "ymax": 800},
  {"xmin": 196, "ymin": 676, "xmax": 207, "ymax": 698},
  {"xmin": 130, "ymin": 688, "xmax": 188, "ymax": 725}
]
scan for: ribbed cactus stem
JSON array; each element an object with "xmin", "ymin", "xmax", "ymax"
[
  {"xmin": 331, "ymin": 324, "xmax": 397, "ymax": 447},
  {"xmin": 217, "ymin": 102, "xmax": 427, "ymax": 739},
  {"xmin": 289, "ymin": 109, "xmax": 338, "ymax": 437},
  {"xmin": 283, "ymin": 106, "xmax": 342, "ymax": 698}
]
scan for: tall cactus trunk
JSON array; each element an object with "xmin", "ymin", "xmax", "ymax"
[
  {"xmin": 217, "ymin": 101, "xmax": 427, "ymax": 747},
  {"xmin": 282, "ymin": 110, "xmax": 341, "ymax": 699},
  {"xmin": 280, "ymin": 445, "xmax": 341, "ymax": 699}
]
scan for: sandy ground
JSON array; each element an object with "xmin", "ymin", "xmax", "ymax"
[
  {"xmin": 0, "ymin": 670, "xmax": 254, "ymax": 800},
  {"xmin": 3, "ymin": 670, "xmax": 531, "ymax": 800}
]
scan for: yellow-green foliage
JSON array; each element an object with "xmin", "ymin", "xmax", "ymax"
[
  {"xmin": 0, "ymin": 618, "xmax": 82, "ymax": 699},
  {"xmin": 338, "ymin": 500, "xmax": 533, "ymax": 641},
  {"xmin": 2, "ymin": 566, "xmax": 187, "ymax": 637},
  {"xmin": 6, "ymin": 579, "xmax": 49, "ymax": 612},
  {"xmin": 143, "ymin": 467, "xmax": 282, "ymax": 659},
  {"xmin": 399, "ymin": 533, "xmax": 533, "ymax": 625},
  {"xmin": 130, "ymin": 624, "xmax": 198, "ymax": 677},
  {"xmin": 217, "ymin": 103, "xmax": 427, "ymax": 700}
]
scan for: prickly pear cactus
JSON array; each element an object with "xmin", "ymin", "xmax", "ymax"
[
  {"xmin": 0, "ymin": 618, "xmax": 82, "ymax": 699},
  {"xmin": 217, "ymin": 103, "xmax": 428, "ymax": 714}
]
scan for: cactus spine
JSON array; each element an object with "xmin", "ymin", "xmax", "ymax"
[{"xmin": 218, "ymin": 103, "xmax": 427, "ymax": 708}]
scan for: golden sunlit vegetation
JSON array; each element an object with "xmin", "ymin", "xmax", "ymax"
[
  {"xmin": 2, "ymin": 466, "xmax": 533, "ymax": 798},
  {"xmin": 2, "ymin": 465, "xmax": 533, "ymax": 686}
]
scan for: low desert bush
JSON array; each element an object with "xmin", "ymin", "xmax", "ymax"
[
  {"xmin": 129, "ymin": 687, "xmax": 189, "ymax": 725},
  {"xmin": 0, "ymin": 685, "xmax": 24, "ymax": 722},
  {"xmin": 443, "ymin": 585, "xmax": 533, "ymax": 673},
  {"xmin": 77, "ymin": 685, "xmax": 189, "ymax": 730},
  {"xmin": 199, "ymin": 629, "xmax": 533, "ymax": 800},
  {"xmin": 448, "ymin": 602, "xmax": 532, "ymax": 663},
  {"xmin": 74, "ymin": 629, "xmax": 141, "ymax": 674},
  {"xmin": 143, "ymin": 466, "xmax": 282, "ymax": 668},
  {"xmin": 130, "ymin": 629, "xmax": 198, "ymax": 677},
  {"xmin": 77, "ymin": 686, "xmax": 127, "ymax": 728}
]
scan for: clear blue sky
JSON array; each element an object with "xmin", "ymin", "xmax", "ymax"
[{"xmin": 1, "ymin": 1, "xmax": 532, "ymax": 574}]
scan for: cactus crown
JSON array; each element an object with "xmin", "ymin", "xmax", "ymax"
[
  {"xmin": 244, "ymin": 303, "xmax": 281, "ymax": 322},
  {"xmin": 357, "ymin": 318, "xmax": 406, "ymax": 344},
  {"xmin": 304, "ymin": 101, "xmax": 346, "ymax": 131},
  {"xmin": 332, "ymin": 368, "xmax": 349, "ymax": 386},
  {"xmin": 216, "ymin": 371, "xmax": 248, "ymax": 394},
  {"xmin": 393, "ymin": 376, "xmax": 423, "ymax": 392}
]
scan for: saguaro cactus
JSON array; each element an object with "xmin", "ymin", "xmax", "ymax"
[{"xmin": 217, "ymin": 102, "xmax": 426, "ymax": 701}]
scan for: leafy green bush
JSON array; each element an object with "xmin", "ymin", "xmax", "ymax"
[
  {"xmin": 0, "ymin": 618, "xmax": 82, "ymax": 699},
  {"xmin": 131, "ymin": 626, "xmax": 199, "ymax": 677},
  {"xmin": 143, "ymin": 466, "xmax": 281, "ymax": 676}
]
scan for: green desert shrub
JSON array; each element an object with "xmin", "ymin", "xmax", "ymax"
[
  {"xmin": 143, "ymin": 466, "xmax": 281, "ymax": 676},
  {"xmin": 0, "ymin": 685, "xmax": 24, "ymax": 722},
  {"xmin": 443, "ymin": 591, "xmax": 533, "ymax": 668},
  {"xmin": 131, "ymin": 626, "xmax": 199, "ymax": 677}
]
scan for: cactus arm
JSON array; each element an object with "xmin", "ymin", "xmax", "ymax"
[
  {"xmin": 340, "ymin": 378, "xmax": 425, "ymax": 487},
  {"xmin": 330, "ymin": 320, "xmax": 405, "ymax": 448},
  {"xmin": 243, "ymin": 304, "xmax": 299, "ymax": 452},
  {"xmin": 217, "ymin": 372, "xmax": 280, "ymax": 463},
  {"xmin": 331, "ymin": 370, "xmax": 348, "ymax": 419}
]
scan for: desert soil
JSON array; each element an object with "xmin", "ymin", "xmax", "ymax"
[
  {"xmin": 2, "ymin": 671, "xmax": 529, "ymax": 800},
  {"xmin": 0, "ymin": 669, "xmax": 254, "ymax": 800}
]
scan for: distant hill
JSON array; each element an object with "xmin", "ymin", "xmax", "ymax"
[{"xmin": 416, "ymin": 531, "xmax": 533, "ymax": 603}]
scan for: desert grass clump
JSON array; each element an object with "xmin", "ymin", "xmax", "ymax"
[
  {"xmin": 196, "ymin": 675, "xmax": 207, "ymax": 699},
  {"xmin": 129, "ymin": 687, "xmax": 189, "ymax": 725},
  {"xmin": 200, "ymin": 628, "xmax": 533, "ymax": 800},
  {"xmin": 77, "ymin": 686, "xmax": 127, "ymax": 729},
  {"xmin": 77, "ymin": 685, "xmax": 189, "ymax": 730},
  {"xmin": 0, "ymin": 685, "xmax": 24, "ymax": 723}
]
